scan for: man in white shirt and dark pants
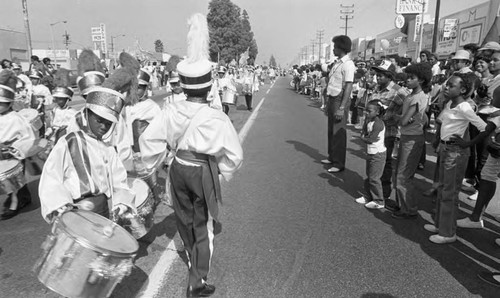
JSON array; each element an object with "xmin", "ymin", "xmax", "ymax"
[{"xmin": 321, "ymin": 35, "xmax": 356, "ymax": 173}]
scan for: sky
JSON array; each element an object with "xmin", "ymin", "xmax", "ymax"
[{"xmin": 0, "ymin": 0, "xmax": 490, "ymax": 66}]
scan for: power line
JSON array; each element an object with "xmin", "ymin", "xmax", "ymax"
[{"xmin": 340, "ymin": 4, "xmax": 354, "ymax": 36}]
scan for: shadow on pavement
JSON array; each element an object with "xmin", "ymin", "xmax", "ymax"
[
  {"xmin": 136, "ymin": 212, "xmax": 177, "ymax": 260},
  {"xmin": 369, "ymin": 193, "xmax": 500, "ymax": 297},
  {"xmin": 361, "ymin": 293, "xmax": 396, "ymax": 298},
  {"xmin": 285, "ymin": 140, "xmax": 325, "ymax": 164},
  {"xmin": 110, "ymin": 266, "xmax": 148, "ymax": 298}
]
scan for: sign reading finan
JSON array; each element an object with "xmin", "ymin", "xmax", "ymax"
[{"xmin": 396, "ymin": 0, "xmax": 428, "ymax": 14}]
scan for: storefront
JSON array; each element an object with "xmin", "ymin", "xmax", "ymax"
[{"xmin": 0, "ymin": 28, "xmax": 28, "ymax": 68}]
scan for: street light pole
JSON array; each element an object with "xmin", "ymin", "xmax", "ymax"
[
  {"xmin": 50, "ymin": 20, "xmax": 67, "ymax": 65},
  {"xmin": 21, "ymin": 0, "xmax": 33, "ymax": 58},
  {"xmin": 110, "ymin": 34, "xmax": 125, "ymax": 58}
]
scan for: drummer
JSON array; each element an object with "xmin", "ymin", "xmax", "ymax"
[
  {"xmin": 38, "ymin": 56, "xmax": 139, "ymax": 222},
  {"xmin": 0, "ymin": 69, "xmax": 36, "ymax": 220},
  {"xmin": 29, "ymin": 70, "xmax": 53, "ymax": 137},
  {"xmin": 119, "ymin": 68, "xmax": 162, "ymax": 199},
  {"xmin": 46, "ymin": 68, "xmax": 77, "ymax": 144}
]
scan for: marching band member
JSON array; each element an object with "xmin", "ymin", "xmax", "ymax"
[
  {"xmin": 239, "ymin": 65, "xmax": 256, "ymax": 111},
  {"xmin": 0, "ymin": 70, "xmax": 36, "ymax": 220},
  {"xmin": 140, "ymin": 13, "xmax": 243, "ymax": 298},
  {"xmin": 164, "ymin": 71, "xmax": 187, "ymax": 105},
  {"xmin": 46, "ymin": 68, "xmax": 76, "ymax": 143},
  {"xmin": 29, "ymin": 70, "xmax": 53, "ymax": 137},
  {"xmin": 120, "ymin": 68, "xmax": 162, "ymax": 199},
  {"xmin": 39, "ymin": 56, "xmax": 139, "ymax": 222},
  {"xmin": 216, "ymin": 66, "xmax": 231, "ymax": 115},
  {"xmin": 69, "ymin": 52, "xmax": 135, "ymax": 172}
]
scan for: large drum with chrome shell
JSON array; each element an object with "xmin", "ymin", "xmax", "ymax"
[{"xmin": 33, "ymin": 210, "xmax": 138, "ymax": 298}]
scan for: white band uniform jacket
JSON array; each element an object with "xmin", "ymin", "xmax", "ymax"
[
  {"xmin": 139, "ymin": 100, "xmax": 243, "ymax": 182},
  {"xmin": 39, "ymin": 130, "xmax": 136, "ymax": 222},
  {"xmin": 0, "ymin": 111, "xmax": 36, "ymax": 159}
]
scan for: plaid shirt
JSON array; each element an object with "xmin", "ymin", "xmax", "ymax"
[{"xmin": 370, "ymin": 81, "xmax": 409, "ymax": 137}]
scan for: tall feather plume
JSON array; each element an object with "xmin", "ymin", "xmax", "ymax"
[
  {"xmin": 77, "ymin": 49, "xmax": 104, "ymax": 76},
  {"xmin": 186, "ymin": 13, "xmax": 209, "ymax": 63},
  {"xmin": 102, "ymin": 52, "xmax": 140, "ymax": 105},
  {"xmin": 0, "ymin": 69, "xmax": 19, "ymax": 90},
  {"xmin": 53, "ymin": 68, "xmax": 71, "ymax": 88}
]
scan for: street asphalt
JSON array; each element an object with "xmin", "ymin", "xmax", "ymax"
[{"xmin": 1, "ymin": 78, "xmax": 500, "ymax": 298}]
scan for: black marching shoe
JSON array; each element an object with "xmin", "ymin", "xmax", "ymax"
[
  {"xmin": 186, "ymin": 284, "xmax": 216, "ymax": 298},
  {"xmin": 391, "ymin": 210, "xmax": 418, "ymax": 220}
]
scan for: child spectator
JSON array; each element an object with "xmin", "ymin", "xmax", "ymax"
[
  {"xmin": 424, "ymin": 73, "xmax": 487, "ymax": 244},
  {"xmin": 355, "ymin": 100, "xmax": 387, "ymax": 209},
  {"xmin": 392, "ymin": 63, "xmax": 432, "ymax": 219}
]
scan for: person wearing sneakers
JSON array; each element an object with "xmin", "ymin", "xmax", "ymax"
[
  {"xmin": 423, "ymin": 73, "xmax": 487, "ymax": 244},
  {"xmin": 321, "ymin": 35, "xmax": 355, "ymax": 173},
  {"xmin": 355, "ymin": 100, "xmax": 386, "ymax": 209},
  {"xmin": 370, "ymin": 60, "xmax": 409, "ymax": 210},
  {"xmin": 455, "ymin": 87, "xmax": 500, "ymax": 230}
]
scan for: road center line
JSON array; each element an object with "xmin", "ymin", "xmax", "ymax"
[{"xmin": 137, "ymin": 83, "xmax": 272, "ymax": 297}]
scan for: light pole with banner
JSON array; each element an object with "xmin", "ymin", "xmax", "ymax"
[{"xmin": 395, "ymin": 0, "xmax": 428, "ymax": 60}]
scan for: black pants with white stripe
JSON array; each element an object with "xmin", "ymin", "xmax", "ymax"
[{"xmin": 170, "ymin": 159, "xmax": 216, "ymax": 290}]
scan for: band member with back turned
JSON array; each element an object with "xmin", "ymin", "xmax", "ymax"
[{"xmin": 140, "ymin": 13, "xmax": 243, "ymax": 298}]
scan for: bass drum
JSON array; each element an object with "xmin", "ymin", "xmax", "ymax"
[{"xmin": 34, "ymin": 210, "xmax": 139, "ymax": 298}]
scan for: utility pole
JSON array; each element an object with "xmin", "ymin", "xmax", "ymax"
[
  {"xmin": 431, "ymin": 0, "xmax": 441, "ymax": 52},
  {"xmin": 317, "ymin": 30, "xmax": 324, "ymax": 63},
  {"xmin": 340, "ymin": 4, "xmax": 354, "ymax": 36},
  {"xmin": 305, "ymin": 45, "xmax": 309, "ymax": 64},
  {"xmin": 21, "ymin": 0, "xmax": 33, "ymax": 58},
  {"xmin": 311, "ymin": 39, "xmax": 316, "ymax": 64}
]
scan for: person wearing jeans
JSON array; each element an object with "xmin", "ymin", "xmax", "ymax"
[
  {"xmin": 355, "ymin": 100, "xmax": 387, "ymax": 209},
  {"xmin": 369, "ymin": 60, "xmax": 408, "ymax": 209},
  {"xmin": 424, "ymin": 74, "xmax": 487, "ymax": 244},
  {"xmin": 392, "ymin": 63, "xmax": 432, "ymax": 219}
]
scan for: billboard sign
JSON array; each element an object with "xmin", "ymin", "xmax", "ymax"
[
  {"xmin": 396, "ymin": 0, "xmax": 428, "ymax": 14},
  {"xmin": 91, "ymin": 23, "xmax": 107, "ymax": 54},
  {"xmin": 459, "ymin": 23, "xmax": 482, "ymax": 46}
]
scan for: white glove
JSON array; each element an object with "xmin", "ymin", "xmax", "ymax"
[{"xmin": 112, "ymin": 204, "xmax": 129, "ymax": 217}]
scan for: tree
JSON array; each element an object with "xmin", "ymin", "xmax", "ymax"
[
  {"xmin": 154, "ymin": 39, "xmax": 164, "ymax": 53},
  {"xmin": 248, "ymin": 38, "xmax": 258, "ymax": 65},
  {"xmin": 207, "ymin": 0, "xmax": 257, "ymax": 65},
  {"xmin": 269, "ymin": 55, "xmax": 277, "ymax": 68},
  {"xmin": 240, "ymin": 10, "xmax": 253, "ymax": 54}
]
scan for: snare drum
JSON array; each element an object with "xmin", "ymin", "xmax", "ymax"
[
  {"xmin": 34, "ymin": 210, "xmax": 139, "ymax": 298},
  {"xmin": 120, "ymin": 178, "xmax": 154, "ymax": 239},
  {"xmin": 242, "ymin": 84, "xmax": 253, "ymax": 95},
  {"xmin": 222, "ymin": 90, "xmax": 237, "ymax": 105},
  {"xmin": 18, "ymin": 108, "xmax": 43, "ymax": 131},
  {"xmin": 0, "ymin": 159, "xmax": 26, "ymax": 195}
]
